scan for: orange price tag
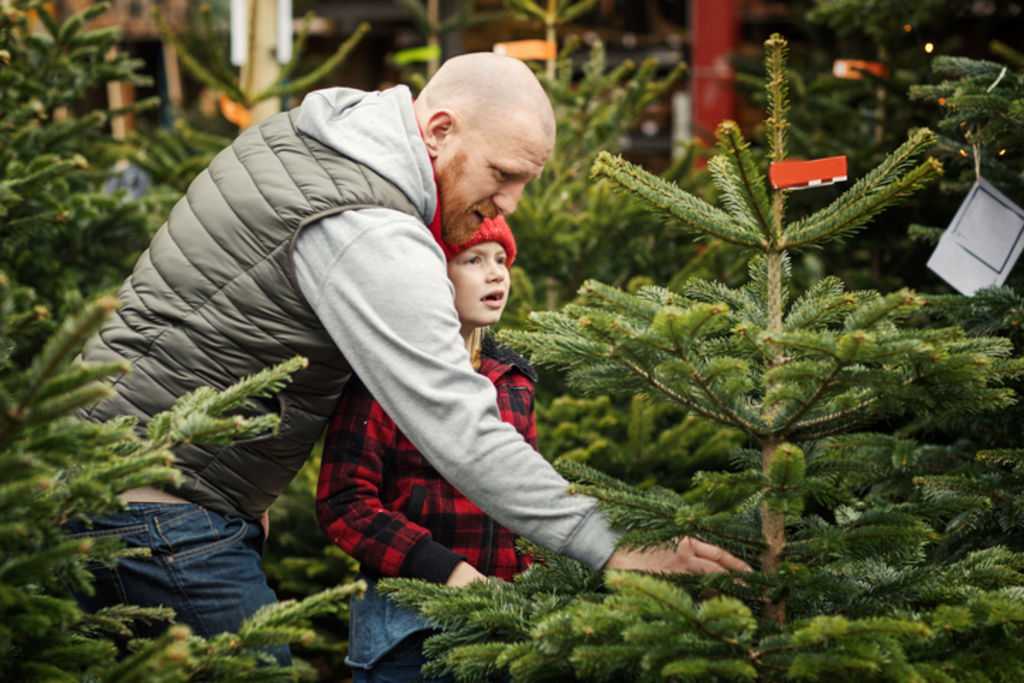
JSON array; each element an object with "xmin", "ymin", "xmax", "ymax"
[
  {"xmin": 769, "ymin": 156, "xmax": 848, "ymax": 190},
  {"xmin": 832, "ymin": 59, "xmax": 889, "ymax": 80},
  {"xmin": 219, "ymin": 94, "xmax": 252, "ymax": 128},
  {"xmin": 493, "ymin": 40, "xmax": 557, "ymax": 61}
]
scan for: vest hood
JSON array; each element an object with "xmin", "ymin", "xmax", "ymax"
[{"xmin": 296, "ymin": 86, "xmax": 437, "ymax": 226}]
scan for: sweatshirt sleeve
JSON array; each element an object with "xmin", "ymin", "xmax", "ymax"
[{"xmin": 294, "ymin": 208, "xmax": 619, "ymax": 570}]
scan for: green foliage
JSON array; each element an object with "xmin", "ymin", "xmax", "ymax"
[
  {"xmin": 389, "ymin": 33, "xmax": 1024, "ymax": 681},
  {"xmin": 503, "ymin": 0, "xmax": 602, "ymax": 29},
  {"xmin": 730, "ymin": 0, "xmax": 1021, "ymax": 294},
  {"xmin": 535, "ymin": 392, "xmax": 744, "ymax": 492},
  {"xmin": 379, "ymin": 552, "xmax": 606, "ymax": 682},
  {"xmin": 899, "ymin": 53, "xmax": 1024, "ymax": 564},
  {"xmin": 0, "ymin": 267, "xmax": 362, "ymax": 679},
  {"xmin": 593, "ymin": 123, "xmax": 941, "ymax": 252},
  {"xmin": 910, "ymin": 51, "xmax": 1024, "ymax": 201},
  {"xmin": 508, "ymin": 39, "xmax": 748, "ymax": 316},
  {"xmin": 396, "ymin": 0, "xmax": 502, "ymax": 36},
  {"xmin": 0, "ymin": 1, "xmax": 159, "ymax": 312},
  {"xmin": 125, "ymin": 121, "xmax": 231, "ymax": 196},
  {"xmin": 154, "ymin": 4, "xmax": 369, "ymax": 109}
]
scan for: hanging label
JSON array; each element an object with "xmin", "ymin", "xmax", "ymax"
[
  {"xmin": 493, "ymin": 40, "xmax": 557, "ymax": 61},
  {"xmin": 219, "ymin": 94, "xmax": 251, "ymax": 128},
  {"xmin": 769, "ymin": 156, "xmax": 848, "ymax": 190},
  {"xmin": 927, "ymin": 177, "xmax": 1024, "ymax": 295},
  {"xmin": 833, "ymin": 59, "xmax": 889, "ymax": 79}
]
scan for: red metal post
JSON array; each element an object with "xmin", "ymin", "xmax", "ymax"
[{"xmin": 690, "ymin": 0, "xmax": 739, "ymax": 146}]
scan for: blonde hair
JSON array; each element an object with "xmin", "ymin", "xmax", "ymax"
[{"xmin": 468, "ymin": 327, "xmax": 485, "ymax": 370}]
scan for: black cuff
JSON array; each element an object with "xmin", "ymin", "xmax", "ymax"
[{"xmin": 400, "ymin": 536, "xmax": 468, "ymax": 583}]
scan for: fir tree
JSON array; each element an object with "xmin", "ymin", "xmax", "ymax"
[
  {"xmin": 536, "ymin": 393, "xmax": 744, "ymax": 494},
  {"xmin": 511, "ymin": 38, "xmax": 720, "ymax": 314},
  {"xmin": 889, "ymin": 49, "xmax": 1024, "ymax": 563},
  {"xmin": 155, "ymin": 3, "xmax": 368, "ymax": 121},
  {"xmin": 0, "ymin": 0, "xmax": 159, "ymax": 313},
  {"xmin": 380, "ymin": 34, "xmax": 1024, "ymax": 681},
  {"xmin": 392, "ymin": 0, "xmax": 506, "ymax": 78},
  {"xmin": 0, "ymin": 269, "xmax": 364, "ymax": 680},
  {"xmin": 732, "ymin": 0, "xmax": 1022, "ymax": 294}
]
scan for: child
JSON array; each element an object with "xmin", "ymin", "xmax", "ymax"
[{"xmin": 316, "ymin": 216, "xmax": 535, "ymax": 682}]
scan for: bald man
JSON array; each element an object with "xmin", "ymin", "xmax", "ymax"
[{"xmin": 68, "ymin": 53, "xmax": 748, "ymax": 661}]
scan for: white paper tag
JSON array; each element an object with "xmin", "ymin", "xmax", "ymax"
[{"xmin": 927, "ymin": 178, "xmax": 1024, "ymax": 295}]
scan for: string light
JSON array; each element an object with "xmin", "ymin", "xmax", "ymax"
[
  {"xmin": 938, "ymin": 97, "xmax": 946, "ymax": 105},
  {"xmin": 959, "ymin": 149, "xmax": 968, "ymax": 157},
  {"xmin": 924, "ymin": 42, "xmax": 935, "ymax": 53},
  {"xmin": 999, "ymin": 149, "xmax": 1007, "ymax": 156},
  {"xmin": 904, "ymin": 24, "xmax": 912, "ymax": 32}
]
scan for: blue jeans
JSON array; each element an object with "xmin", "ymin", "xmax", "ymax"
[
  {"xmin": 350, "ymin": 631, "xmax": 455, "ymax": 683},
  {"xmin": 62, "ymin": 503, "xmax": 289, "ymax": 665},
  {"xmin": 350, "ymin": 631, "xmax": 512, "ymax": 683}
]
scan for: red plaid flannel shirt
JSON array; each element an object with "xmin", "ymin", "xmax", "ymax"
[{"xmin": 316, "ymin": 337, "xmax": 537, "ymax": 583}]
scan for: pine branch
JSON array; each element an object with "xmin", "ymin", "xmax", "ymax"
[
  {"xmin": 152, "ymin": 7, "xmax": 245, "ymax": 103},
  {"xmin": 592, "ymin": 152, "xmax": 766, "ymax": 248},
  {"xmin": 784, "ymin": 129, "xmax": 942, "ymax": 248},
  {"xmin": 714, "ymin": 121, "xmax": 776, "ymax": 245},
  {"xmin": 265, "ymin": 23, "xmax": 370, "ymax": 101}
]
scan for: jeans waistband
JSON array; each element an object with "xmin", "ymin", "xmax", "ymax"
[{"xmin": 117, "ymin": 486, "xmax": 191, "ymax": 505}]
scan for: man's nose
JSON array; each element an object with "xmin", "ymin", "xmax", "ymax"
[{"xmin": 493, "ymin": 181, "xmax": 526, "ymax": 216}]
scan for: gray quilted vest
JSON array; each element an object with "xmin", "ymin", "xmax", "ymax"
[{"xmin": 80, "ymin": 108, "xmax": 421, "ymax": 520}]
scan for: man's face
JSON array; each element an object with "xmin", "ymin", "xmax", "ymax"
[{"xmin": 435, "ymin": 115, "xmax": 551, "ymax": 246}]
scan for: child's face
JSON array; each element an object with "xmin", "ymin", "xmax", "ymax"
[{"xmin": 446, "ymin": 241, "xmax": 510, "ymax": 334}]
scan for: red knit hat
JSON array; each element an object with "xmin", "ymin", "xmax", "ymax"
[{"xmin": 441, "ymin": 216, "xmax": 517, "ymax": 266}]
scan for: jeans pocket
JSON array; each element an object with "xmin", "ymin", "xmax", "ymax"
[
  {"xmin": 151, "ymin": 506, "xmax": 249, "ymax": 564},
  {"xmin": 83, "ymin": 563, "xmax": 129, "ymax": 607},
  {"xmin": 62, "ymin": 515, "xmax": 152, "ymax": 568}
]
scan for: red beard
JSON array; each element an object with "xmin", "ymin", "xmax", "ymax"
[{"xmin": 436, "ymin": 149, "xmax": 498, "ymax": 245}]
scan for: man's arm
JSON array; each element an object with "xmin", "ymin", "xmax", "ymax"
[
  {"xmin": 296, "ymin": 210, "xmax": 748, "ymax": 575},
  {"xmin": 296, "ymin": 210, "xmax": 616, "ymax": 568}
]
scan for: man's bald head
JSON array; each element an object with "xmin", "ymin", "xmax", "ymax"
[
  {"xmin": 415, "ymin": 53, "xmax": 556, "ymax": 245},
  {"xmin": 415, "ymin": 52, "xmax": 555, "ymax": 141}
]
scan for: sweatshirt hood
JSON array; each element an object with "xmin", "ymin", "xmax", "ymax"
[{"xmin": 295, "ymin": 86, "xmax": 437, "ymax": 225}]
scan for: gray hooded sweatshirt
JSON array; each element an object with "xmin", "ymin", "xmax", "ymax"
[{"xmin": 292, "ymin": 86, "xmax": 616, "ymax": 570}]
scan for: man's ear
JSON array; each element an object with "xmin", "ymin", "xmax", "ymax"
[{"xmin": 421, "ymin": 109, "xmax": 457, "ymax": 158}]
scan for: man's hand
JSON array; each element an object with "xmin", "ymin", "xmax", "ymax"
[
  {"xmin": 258, "ymin": 509, "xmax": 270, "ymax": 540},
  {"xmin": 603, "ymin": 537, "xmax": 751, "ymax": 574},
  {"xmin": 445, "ymin": 561, "xmax": 487, "ymax": 587}
]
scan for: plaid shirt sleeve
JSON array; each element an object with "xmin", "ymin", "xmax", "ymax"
[{"xmin": 316, "ymin": 376, "xmax": 465, "ymax": 580}]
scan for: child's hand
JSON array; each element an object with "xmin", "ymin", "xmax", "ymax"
[{"xmin": 446, "ymin": 561, "xmax": 486, "ymax": 587}]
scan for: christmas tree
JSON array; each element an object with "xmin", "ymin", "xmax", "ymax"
[
  {"xmin": 892, "ymin": 49, "xmax": 1024, "ymax": 563},
  {"xmin": 379, "ymin": 34, "xmax": 1024, "ymax": 681},
  {"xmin": 733, "ymin": 0, "xmax": 1023, "ymax": 294},
  {"xmin": 0, "ymin": 1, "xmax": 158, "ymax": 314},
  {"xmin": 0, "ymin": 274, "xmax": 364, "ymax": 680},
  {"xmin": 2, "ymin": 2, "xmax": 366, "ymax": 678},
  {"xmin": 391, "ymin": 0, "xmax": 506, "ymax": 78}
]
